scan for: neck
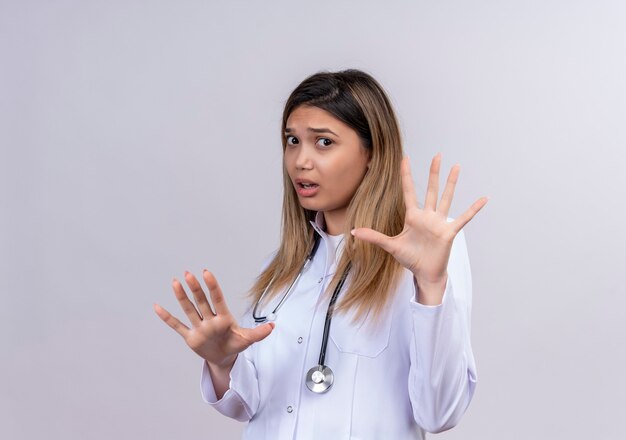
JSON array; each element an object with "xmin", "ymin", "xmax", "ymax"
[{"xmin": 323, "ymin": 209, "xmax": 347, "ymax": 236}]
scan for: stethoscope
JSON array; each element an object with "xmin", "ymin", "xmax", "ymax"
[{"xmin": 252, "ymin": 233, "xmax": 351, "ymax": 394}]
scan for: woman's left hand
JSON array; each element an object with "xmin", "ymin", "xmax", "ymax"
[{"xmin": 351, "ymin": 153, "xmax": 488, "ymax": 305}]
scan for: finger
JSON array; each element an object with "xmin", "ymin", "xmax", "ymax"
[
  {"xmin": 351, "ymin": 227, "xmax": 394, "ymax": 254},
  {"xmin": 184, "ymin": 271, "xmax": 216, "ymax": 319},
  {"xmin": 438, "ymin": 164, "xmax": 460, "ymax": 218},
  {"xmin": 202, "ymin": 270, "xmax": 232, "ymax": 317},
  {"xmin": 401, "ymin": 156, "xmax": 419, "ymax": 210},
  {"xmin": 172, "ymin": 277, "xmax": 203, "ymax": 326},
  {"xmin": 450, "ymin": 196, "xmax": 489, "ymax": 233},
  {"xmin": 153, "ymin": 303, "xmax": 190, "ymax": 337},
  {"xmin": 424, "ymin": 153, "xmax": 442, "ymax": 211},
  {"xmin": 239, "ymin": 322, "xmax": 276, "ymax": 344}
]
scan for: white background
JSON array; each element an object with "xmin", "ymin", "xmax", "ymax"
[{"xmin": 1, "ymin": 1, "xmax": 625, "ymax": 439}]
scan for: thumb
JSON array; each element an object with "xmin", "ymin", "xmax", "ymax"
[
  {"xmin": 243, "ymin": 322, "xmax": 276, "ymax": 344},
  {"xmin": 351, "ymin": 227, "xmax": 392, "ymax": 253}
]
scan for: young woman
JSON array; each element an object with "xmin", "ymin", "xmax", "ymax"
[{"xmin": 154, "ymin": 69, "xmax": 488, "ymax": 439}]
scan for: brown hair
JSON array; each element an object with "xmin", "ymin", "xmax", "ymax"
[{"xmin": 247, "ymin": 69, "xmax": 406, "ymax": 325}]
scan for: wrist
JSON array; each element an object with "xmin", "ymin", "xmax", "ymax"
[
  {"xmin": 413, "ymin": 272, "xmax": 448, "ymax": 305},
  {"xmin": 206, "ymin": 354, "xmax": 237, "ymax": 372}
]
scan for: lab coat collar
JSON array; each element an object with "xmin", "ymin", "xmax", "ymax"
[
  {"xmin": 309, "ymin": 211, "xmax": 327, "ymax": 237},
  {"xmin": 309, "ymin": 211, "xmax": 345, "ymax": 277}
]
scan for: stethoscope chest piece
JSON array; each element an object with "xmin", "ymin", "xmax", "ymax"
[{"xmin": 305, "ymin": 365, "xmax": 334, "ymax": 393}]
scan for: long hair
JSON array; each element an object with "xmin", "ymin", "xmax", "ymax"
[{"xmin": 247, "ymin": 69, "xmax": 406, "ymax": 325}]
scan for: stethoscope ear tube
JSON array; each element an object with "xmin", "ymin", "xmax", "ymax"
[{"xmin": 252, "ymin": 234, "xmax": 321, "ymax": 323}]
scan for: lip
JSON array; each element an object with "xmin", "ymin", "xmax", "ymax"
[
  {"xmin": 295, "ymin": 178, "xmax": 318, "ymax": 185},
  {"xmin": 294, "ymin": 178, "xmax": 320, "ymax": 197}
]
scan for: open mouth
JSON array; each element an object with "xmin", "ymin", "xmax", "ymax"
[{"xmin": 298, "ymin": 182, "xmax": 319, "ymax": 189}]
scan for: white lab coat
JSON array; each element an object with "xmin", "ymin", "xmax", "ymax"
[{"xmin": 200, "ymin": 211, "xmax": 477, "ymax": 439}]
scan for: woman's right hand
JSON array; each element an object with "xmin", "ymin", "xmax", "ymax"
[{"xmin": 153, "ymin": 270, "xmax": 275, "ymax": 369}]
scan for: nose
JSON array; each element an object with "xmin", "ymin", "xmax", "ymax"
[{"xmin": 294, "ymin": 144, "xmax": 314, "ymax": 170}]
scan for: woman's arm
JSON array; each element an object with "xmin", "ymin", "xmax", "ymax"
[
  {"xmin": 206, "ymin": 355, "xmax": 237, "ymax": 400},
  {"xmin": 350, "ymin": 155, "xmax": 485, "ymax": 431},
  {"xmin": 197, "ymin": 250, "xmax": 279, "ymax": 420},
  {"xmin": 199, "ymin": 346, "xmax": 261, "ymax": 422},
  {"xmin": 407, "ymin": 228, "xmax": 477, "ymax": 432},
  {"xmin": 154, "ymin": 270, "xmax": 274, "ymax": 422}
]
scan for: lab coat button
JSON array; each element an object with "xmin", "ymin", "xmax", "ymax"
[
  {"xmin": 317, "ymin": 277, "xmax": 323, "ymax": 283},
  {"xmin": 287, "ymin": 406, "xmax": 293, "ymax": 413},
  {"xmin": 297, "ymin": 337, "xmax": 303, "ymax": 344}
]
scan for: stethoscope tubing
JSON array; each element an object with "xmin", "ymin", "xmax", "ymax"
[
  {"xmin": 252, "ymin": 234, "xmax": 321, "ymax": 323},
  {"xmin": 317, "ymin": 262, "xmax": 351, "ymax": 367},
  {"xmin": 251, "ymin": 231, "xmax": 350, "ymax": 393}
]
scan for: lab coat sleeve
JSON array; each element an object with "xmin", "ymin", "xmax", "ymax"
[
  {"xmin": 407, "ymin": 227, "xmax": 478, "ymax": 433},
  {"xmin": 198, "ymin": 249, "xmax": 277, "ymax": 421},
  {"xmin": 199, "ymin": 346, "xmax": 259, "ymax": 422}
]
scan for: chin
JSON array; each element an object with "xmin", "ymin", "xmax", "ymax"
[{"xmin": 297, "ymin": 199, "xmax": 324, "ymax": 212}]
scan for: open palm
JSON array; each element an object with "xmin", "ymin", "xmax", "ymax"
[
  {"xmin": 352, "ymin": 153, "xmax": 488, "ymax": 290},
  {"xmin": 154, "ymin": 270, "xmax": 274, "ymax": 369}
]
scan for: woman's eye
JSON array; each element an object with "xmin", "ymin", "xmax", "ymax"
[
  {"xmin": 316, "ymin": 138, "xmax": 333, "ymax": 148},
  {"xmin": 285, "ymin": 135, "xmax": 299, "ymax": 145}
]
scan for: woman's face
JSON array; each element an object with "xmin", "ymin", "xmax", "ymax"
[{"xmin": 284, "ymin": 105, "xmax": 371, "ymax": 226}]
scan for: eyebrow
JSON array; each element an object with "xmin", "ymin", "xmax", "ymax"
[{"xmin": 284, "ymin": 127, "xmax": 339, "ymax": 137}]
